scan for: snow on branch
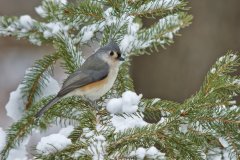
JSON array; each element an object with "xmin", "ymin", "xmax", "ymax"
[
  {"xmin": 6, "ymin": 69, "xmax": 60, "ymax": 121},
  {"xmin": 132, "ymin": 0, "xmax": 182, "ymax": 17},
  {"xmin": 2, "ymin": 0, "xmax": 239, "ymax": 160}
]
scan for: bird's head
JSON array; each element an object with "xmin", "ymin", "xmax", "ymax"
[{"xmin": 97, "ymin": 40, "xmax": 124, "ymax": 66}]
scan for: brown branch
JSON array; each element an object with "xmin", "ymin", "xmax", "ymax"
[{"xmin": 25, "ymin": 76, "xmax": 41, "ymax": 110}]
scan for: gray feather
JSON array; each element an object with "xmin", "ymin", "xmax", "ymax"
[
  {"xmin": 58, "ymin": 55, "xmax": 109, "ymax": 97},
  {"xmin": 35, "ymin": 96, "xmax": 60, "ymax": 118}
]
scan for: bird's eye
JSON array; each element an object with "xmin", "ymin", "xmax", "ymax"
[
  {"xmin": 110, "ymin": 51, "xmax": 114, "ymax": 56},
  {"xmin": 117, "ymin": 52, "xmax": 121, "ymax": 58}
]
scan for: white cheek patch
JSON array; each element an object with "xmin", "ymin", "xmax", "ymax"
[{"xmin": 113, "ymin": 52, "xmax": 118, "ymax": 59}]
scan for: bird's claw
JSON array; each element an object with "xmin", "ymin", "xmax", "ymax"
[{"xmin": 84, "ymin": 97, "xmax": 100, "ymax": 110}]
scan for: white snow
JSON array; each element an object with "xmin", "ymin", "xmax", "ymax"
[
  {"xmin": 210, "ymin": 68, "xmax": 216, "ymax": 74},
  {"xmin": 122, "ymin": 104, "xmax": 138, "ymax": 114},
  {"xmin": 119, "ymin": 16, "xmax": 140, "ymax": 53},
  {"xmin": 160, "ymin": 14, "xmax": 180, "ymax": 33},
  {"xmin": 151, "ymin": 98, "xmax": 161, "ymax": 105},
  {"xmin": 36, "ymin": 134, "xmax": 72, "ymax": 155},
  {"xmin": 85, "ymin": 131, "xmax": 95, "ymax": 138},
  {"xmin": 5, "ymin": 83, "xmax": 26, "ymax": 121},
  {"xmin": 81, "ymin": 30, "xmax": 94, "ymax": 42},
  {"xmin": 82, "ymin": 128, "xmax": 95, "ymax": 138},
  {"xmin": 43, "ymin": 22, "xmax": 69, "ymax": 38},
  {"xmin": 207, "ymin": 148, "xmax": 222, "ymax": 160},
  {"xmin": 58, "ymin": 125, "xmax": 74, "ymax": 137},
  {"xmin": 222, "ymin": 148, "xmax": 237, "ymax": 160},
  {"xmin": 103, "ymin": 8, "xmax": 113, "ymax": 18},
  {"xmin": 46, "ymin": 0, "xmax": 67, "ymax": 5},
  {"xmin": 82, "ymin": 127, "xmax": 90, "ymax": 133},
  {"xmin": 73, "ymin": 129, "xmax": 107, "ymax": 159},
  {"xmin": 179, "ymin": 123, "xmax": 188, "ymax": 134},
  {"xmin": 111, "ymin": 115, "xmax": 147, "ymax": 132},
  {"xmin": 41, "ymin": 76, "xmax": 60, "ymax": 97},
  {"xmin": 0, "ymin": 128, "xmax": 6, "ymax": 152},
  {"xmin": 139, "ymin": 0, "xmax": 180, "ymax": 12},
  {"xmin": 19, "ymin": 15, "xmax": 35, "ymax": 31},
  {"xmin": 131, "ymin": 146, "xmax": 166, "ymax": 159},
  {"xmin": 120, "ymin": 35, "xmax": 136, "ymax": 53},
  {"xmin": 80, "ymin": 24, "xmax": 97, "ymax": 42},
  {"xmin": 128, "ymin": 22, "xmax": 140, "ymax": 34},
  {"xmin": 219, "ymin": 56, "xmax": 225, "ymax": 62},
  {"xmin": 103, "ymin": 8, "xmax": 140, "ymax": 53},
  {"xmin": 136, "ymin": 147, "xmax": 146, "ymax": 159},
  {"xmin": 72, "ymin": 149, "xmax": 86, "ymax": 158},
  {"xmin": 146, "ymin": 146, "xmax": 166, "ymax": 159},
  {"xmin": 229, "ymin": 54, "xmax": 237, "ymax": 61},
  {"xmin": 228, "ymin": 100, "xmax": 236, "ymax": 105},
  {"xmin": 218, "ymin": 137, "xmax": 229, "ymax": 148},
  {"xmin": 106, "ymin": 98, "xmax": 122, "ymax": 114},
  {"xmin": 7, "ymin": 137, "xmax": 30, "ymax": 160},
  {"xmin": 29, "ymin": 34, "xmax": 42, "ymax": 46},
  {"xmin": 95, "ymin": 135, "xmax": 106, "ymax": 141},
  {"xmin": 120, "ymin": 13, "xmax": 181, "ymax": 53},
  {"xmin": 5, "ymin": 73, "xmax": 60, "ymax": 121},
  {"xmin": 107, "ymin": 91, "xmax": 145, "ymax": 131},
  {"xmin": 88, "ymin": 135, "xmax": 107, "ymax": 160},
  {"xmin": 6, "ymin": 25, "xmax": 16, "ymax": 32},
  {"xmin": 103, "ymin": 8, "xmax": 117, "ymax": 26},
  {"xmin": 55, "ymin": 0, "xmax": 67, "ymax": 5},
  {"xmin": 122, "ymin": 91, "xmax": 142, "ymax": 106},
  {"xmin": 106, "ymin": 91, "xmax": 142, "ymax": 114},
  {"xmin": 35, "ymin": 6, "xmax": 47, "ymax": 18},
  {"xmin": 232, "ymin": 79, "xmax": 240, "ymax": 85}
]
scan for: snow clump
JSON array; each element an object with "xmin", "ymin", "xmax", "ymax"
[
  {"xmin": 36, "ymin": 134, "xmax": 72, "ymax": 155},
  {"xmin": 106, "ymin": 91, "xmax": 142, "ymax": 114},
  {"xmin": 0, "ymin": 128, "xmax": 6, "ymax": 152},
  {"xmin": 131, "ymin": 146, "xmax": 166, "ymax": 159},
  {"xmin": 5, "ymin": 73, "xmax": 60, "ymax": 121}
]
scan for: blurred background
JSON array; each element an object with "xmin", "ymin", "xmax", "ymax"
[{"xmin": 0, "ymin": 0, "xmax": 240, "ymax": 129}]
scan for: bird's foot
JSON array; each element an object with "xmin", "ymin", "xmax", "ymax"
[
  {"xmin": 91, "ymin": 100, "xmax": 100, "ymax": 111},
  {"xmin": 85, "ymin": 97, "xmax": 100, "ymax": 111}
]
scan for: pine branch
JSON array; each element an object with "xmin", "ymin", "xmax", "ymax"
[
  {"xmin": 0, "ymin": 97, "xmax": 51, "ymax": 160},
  {"xmin": 107, "ymin": 123, "xmax": 203, "ymax": 159},
  {"xmin": 0, "ymin": 16, "xmax": 43, "ymax": 45},
  {"xmin": 38, "ymin": 0, "xmax": 67, "ymax": 21},
  {"xmin": 5, "ymin": 0, "xmax": 240, "ymax": 159},
  {"xmin": 21, "ymin": 53, "xmax": 60, "ymax": 110},
  {"xmin": 201, "ymin": 51, "xmax": 240, "ymax": 95},
  {"xmin": 69, "ymin": 1, "xmax": 104, "ymax": 21},
  {"xmin": 132, "ymin": 12, "xmax": 192, "ymax": 55},
  {"xmin": 138, "ymin": 52, "xmax": 240, "ymax": 158},
  {"xmin": 34, "ymin": 142, "xmax": 88, "ymax": 160},
  {"xmin": 99, "ymin": 0, "xmax": 125, "ymax": 13},
  {"xmin": 1, "ymin": 95, "xmax": 94, "ymax": 159},
  {"xmin": 130, "ymin": 0, "xmax": 187, "ymax": 18},
  {"xmin": 55, "ymin": 32, "xmax": 83, "ymax": 73},
  {"xmin": 142, "ymin": 98, "xmax": 180, "ymax": 123}
]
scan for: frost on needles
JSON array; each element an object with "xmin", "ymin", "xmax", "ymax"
[{"xmin": 0, "ymin": 0, "xmax": 239, "ymax": 160}]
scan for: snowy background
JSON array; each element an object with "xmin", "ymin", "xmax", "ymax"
[{"xmin": 0, "ymin": 0, "xmax": 240, "ymax": 129}]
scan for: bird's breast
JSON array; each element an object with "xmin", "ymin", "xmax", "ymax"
[{"xmin": 69, "ymin": 67, "xmax": 119, "ymax": 100}]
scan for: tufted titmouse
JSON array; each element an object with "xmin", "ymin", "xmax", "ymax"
[{"xmin": 35, "ymin": 41, "xmax": 124, "ymax": 117}]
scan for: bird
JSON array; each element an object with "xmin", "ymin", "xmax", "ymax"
[{"xmin": 35, "ymin": 41, "xmax": 124, "ymax": 117}]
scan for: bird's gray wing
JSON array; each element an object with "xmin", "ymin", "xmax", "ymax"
[{"xmin": 57, "ymin": 58, "xmax": 109, "ymax": 97}]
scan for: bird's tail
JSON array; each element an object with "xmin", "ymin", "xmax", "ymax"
[{"xmin": 35, "ymin": 96, "xmax": 61, "ymax": 118}]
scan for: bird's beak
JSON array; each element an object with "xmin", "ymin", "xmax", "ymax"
[{"xmin": 118, "ymin": 57, "xmax": 125, "ymax": 61}]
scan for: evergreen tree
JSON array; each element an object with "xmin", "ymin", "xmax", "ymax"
[{"xmin": 0, "ymin": 0, "xmax": 239, "ymax": 159}]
